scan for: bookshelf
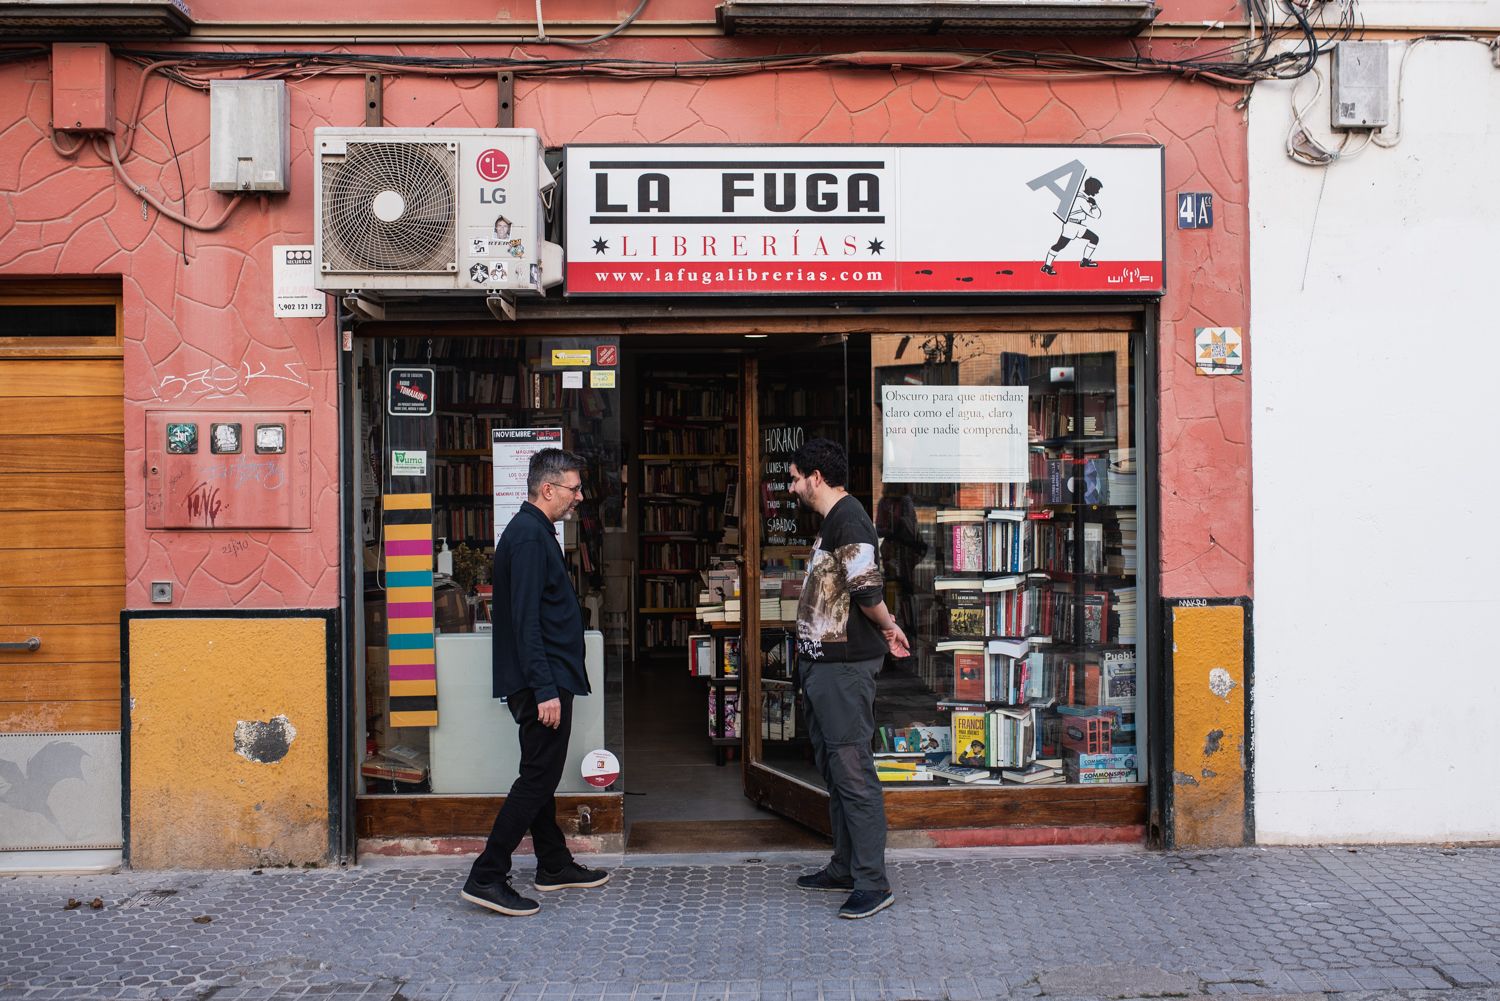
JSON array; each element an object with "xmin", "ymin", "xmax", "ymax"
[
  {"xmin": 872, "ymin": 336, "xmax": 1140, "ymax": 787},
  {"xmin": 635, "ymin": 366, "xmax": 741, "ymax": 655}
]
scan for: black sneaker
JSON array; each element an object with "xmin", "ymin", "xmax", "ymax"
[
  {"xmin": 1040, "ymin": 264, "xmax": 1057, "ymax": 276},
  {"xmin": 534, "ymin": 860, "xmax": 610, "ymax": 892},
  {"xmin": 461, "ymin": 877, "xmax": 539, "ymax": 916},
  {"xmin": 1079, "ymin": 259, "xmax": 1099, "ymax": 268},
  {"xmin": 796, "ymin": 867, "xmax": 854, "ymax": 892},
  {"xmin": 838, "ymin": 889, "xmax": 895, "ymax": 919}
]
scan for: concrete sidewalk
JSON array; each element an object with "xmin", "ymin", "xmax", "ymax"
[{"xmin": 1, "ymin": 845, "xmax": 1497, "ymax": 1001}]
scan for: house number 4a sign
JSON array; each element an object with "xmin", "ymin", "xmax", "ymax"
[{"xmin": 1178, "ymin": 193, "xmax": 1214, "ymax": 229}]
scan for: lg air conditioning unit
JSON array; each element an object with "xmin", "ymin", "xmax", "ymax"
[{"xmin": 313, "ymin": 127, "xmax": 563, "ymax": 295}]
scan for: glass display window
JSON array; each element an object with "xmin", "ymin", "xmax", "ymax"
[{"xmin": 869, "ymin": 330, "xmax": 1141, "ymax": 788}]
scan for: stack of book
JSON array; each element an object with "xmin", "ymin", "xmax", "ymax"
[
  {"xmin": 1001, "ymin": 758, "xmax": 1066, "ymax": 785},
  {"xmin": 1112, "ymin": 586, "xmax": 1137, "ymax": 644},
  {"xmin": 696, "ymin": 590, "xmax": 725, "ymax": 623},
  {"xmin": 875, "ymin": 751, "xmax": 934, "ymax": 782},
  {"xmin": 1065, "ymin": 750, "xmax": 1139, "ymax": 784},
  {"xmin": 1107, "ymin": 448, "xmax": 1137, "ymax": 507},
  {"xmin": 951, "ymin": 707, "xmax": 1037, "ymax": 769}
]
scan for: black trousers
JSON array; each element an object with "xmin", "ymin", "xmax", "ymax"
[{"xmin": 468, "ymin": 688, "xmax": 575, "ymax": 885}]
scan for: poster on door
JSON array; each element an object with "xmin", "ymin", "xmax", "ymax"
[{"xmin": 493, "ymin": 427, "xmax": 565, "ymax": 548}]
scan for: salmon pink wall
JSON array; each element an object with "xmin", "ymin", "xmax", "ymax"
[
  {"xmin": 0, "ymin": 56, "xmax": 340, "ymax": 610},
  {"xmin": 0, "ymin": 39, "xmax": 1250, "ymax": 607}
]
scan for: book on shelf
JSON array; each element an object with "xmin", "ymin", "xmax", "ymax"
[
  {"xmin": 708, "ymin": 685, "xmax": 740, "ymax": 739},
  {"xmin": 688, "ymin": 633, "xmax": 713, "ymax": 678},
  {"xmin": 1101, "ymin": 650, "xmax": 1136, "ymax": 709},
  {"xmin": 719, "ymin": 636, "xmax": 741, "ymax": 678},
  {"xmin": 1073, "ymin": 767, "xmax": 1138, "ymax": 784},
  {"xmin": 761, "ymin": 685, "xmax": 797, "ymax": 741},
  {"xmin": 943, "ymin": 588, "xmax": 988, "ymax": 639},
  {"xmin": 1000, "ymin": 762, "xmax": 1066, "ymax": 785},
  {"xmin": 985, "ymin": 707, "xmax": 1037, "ymax": 769},
  {"xmin": 948, "ymin": 645, "xmax": 986, "ymax": 703},
  {"xmin": 927, "ymin": 756, "xmax": 993, "ymax": 783},
  {"xmin": 876, "ymin": 724, "xmax": 950, "ymax": 759},
  {"xmin": 947, "ymin": 521, "xmax": 986, "ymax": 573},
  {"xmin": 951, "ymin": 710, "xmax": 988, "ymax": 767}
]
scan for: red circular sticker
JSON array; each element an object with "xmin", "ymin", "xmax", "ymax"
[
  {"xmin": 476, "ymin": 149, "xmax": 511, "ymax": 182},
  {"xmin": 581, "ymin": 749, "xmax": 620, "ymax": 788}
]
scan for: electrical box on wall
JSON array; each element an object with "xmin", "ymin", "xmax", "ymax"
[
  {"xmin": 145, "ymin": 411, "xmax": 312, "ymax": 530},
  {"xmin": 209, "ymin": 80, "xmax": 290, "ymax": 192},
  {"xmin": 51, "ymin": 42, "xmax": 114, "ymax": 133},
  {"xmin": 1331, "ymin": 41, "xmax": 1390, "ymax": 130}
]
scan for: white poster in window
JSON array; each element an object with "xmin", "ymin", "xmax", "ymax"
[
  {"xmin": 881, "ymin": 385, "xmax": 1029, "ymax": 483},
  {"xmin": 492, "ymin": 427, "xmax": 565, "ymax": 550}
]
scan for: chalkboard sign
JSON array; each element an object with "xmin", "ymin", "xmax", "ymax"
[{"xmin": 761, "ymin": 424, "xmax": 814, "ymax": 547}]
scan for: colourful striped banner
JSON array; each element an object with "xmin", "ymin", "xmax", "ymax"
[{"xmin": 384, "ymin": 492, "xmax": 437, "ymax": 729}]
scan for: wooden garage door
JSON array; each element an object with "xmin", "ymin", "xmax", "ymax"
[{"xmin": 0, "ymin": 291, "xmax": 124, "ymax": 736}]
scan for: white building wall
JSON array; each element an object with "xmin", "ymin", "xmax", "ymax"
[{"xmin": 1249, "ymin": 35, "xmax": 1500, "ymax": 842}]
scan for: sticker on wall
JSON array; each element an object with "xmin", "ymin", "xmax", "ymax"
[
  {"xmin": 1195, "ymin": 327, "xmax": 1243, "ymax": 376},
  {"xmin": 590, "ymin": 370, "xmax": 616, "ymax": 389},
  {"xmin": 595, "ymin": 344, "xmax": 618, "ymax": 367},
  {"xmin": 255, "ymin": 423, "xmax": 286, "ymax": 453},
  {"xmin": 210, "ymin": 423, "xmax": 242, "ymax": 455},
  {"xmin": 468, "ymin": 262, "xmax": 491, "ymax": 284},
  {"xmin": 551, "ymin": 349, "xmax": 591, "ymax": 367},
  {"xmin": 272, "ymin": 244, "xmax": 327, "ymax": 318},
  {"xmin": 166, "ymin": 423, "xmax": 198, "ymax": 454},
  {"xmin": 562, "ymin": 371, "xmax": 584, "ymax": 389},
  {"xmin": 581, "ymin": 749, "xmax": 620, "ymax": 788},
  {"xmin": 391, "ymin": 449, "xmax": 428, "ymax": 477}
]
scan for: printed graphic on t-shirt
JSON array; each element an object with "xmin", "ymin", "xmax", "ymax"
[{"xmin": 796, "ymin": 538, "xmax": 880, "ymax": 659}]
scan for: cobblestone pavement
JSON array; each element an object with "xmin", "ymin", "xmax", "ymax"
[{"xmin": 1, "ymin": 845, "xmax": 1498, "ymax": 1001}]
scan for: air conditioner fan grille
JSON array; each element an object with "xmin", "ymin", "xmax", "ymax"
[{"xmin": 321, "ymin": 142, "xmax": 456, "ymax": 274}]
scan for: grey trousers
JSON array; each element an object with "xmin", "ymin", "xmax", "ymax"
[{"xmin": 800, "ymin": 655, "xmax": 889, "ymax": 893}]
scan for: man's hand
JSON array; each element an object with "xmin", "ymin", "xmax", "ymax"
[
  {"xmin": 538, "ymin": 698, "xmax": 562, "ymax": 729},
  {"xmin": 882, "ymin": 623, "xmax": 910, "ymax": 659}
]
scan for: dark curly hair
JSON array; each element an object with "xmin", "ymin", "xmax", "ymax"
[{"xmin": 790, "ymin": 437, "xmax": 849, "ymax": 489}]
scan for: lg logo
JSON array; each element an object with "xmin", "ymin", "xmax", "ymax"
[{"xmin": 477, "ymin": 148, "xmax": 511, "ymax": 182}]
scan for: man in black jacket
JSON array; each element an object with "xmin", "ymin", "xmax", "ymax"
[{"xmin": 462, "ymin": 448, "xmax": 607, "ymax": 916}]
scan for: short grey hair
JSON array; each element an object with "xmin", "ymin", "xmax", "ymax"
[{"xmin": 527, "ymin": 447, "xmax": 587, "ymax": 497}]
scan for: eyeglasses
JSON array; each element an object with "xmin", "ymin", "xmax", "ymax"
[{"xmin": 547, "ymin": 481, "xmax": 585, "ymax": 496}]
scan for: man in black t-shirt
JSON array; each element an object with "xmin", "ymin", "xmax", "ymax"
[{"xmin": 787, "ymin": 438, "xmax": 910, "ymax": 920}]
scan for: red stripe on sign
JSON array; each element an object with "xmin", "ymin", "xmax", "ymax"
[
  {"xmin": 898, "ymin": 261, "xmax": 1163, "ymax": 293},
  {"xmin": 567, "ymin": 261, "xmax": 1164, "ymax": 294},
  {"xmin": 387, "ymin": 601, "xmax": 435, "ymax": 618},
  {"xmin": 567, "ymin": 262, "xmax": 896, "ymax": 294}
]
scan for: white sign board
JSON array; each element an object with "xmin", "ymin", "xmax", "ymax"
[
  {"xmin": 492, "ymin": 427, "xmax": 565, "ymax": 549},
  {"xmin": 272, "ymin": 245, "xmax": 327, "ymax": 317},
  {"xmin": 565, "ymin": 145, "xmax": 1164, "ymax": 295},
  {"xmin": 881, "ymin": 385, "xmax": 1029, "ymax": 483}
]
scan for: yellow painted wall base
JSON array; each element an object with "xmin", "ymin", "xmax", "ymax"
[
  {"xmin": 1169, "ymin": 602, "xmax": 1248, "ymax": 848},
  {"xmin": 127, "ymin": 616, "xmax": 330, "ymax": 869}
]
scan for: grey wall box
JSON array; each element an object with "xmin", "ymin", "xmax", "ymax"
[{"xmin": 209, "ymin": 80, "xmax": 291, "ymax": 192}]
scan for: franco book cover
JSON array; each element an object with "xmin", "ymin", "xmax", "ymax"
[{"xmin": 952, "ymin": 711, "xmax": 988, "ymax": 768}]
